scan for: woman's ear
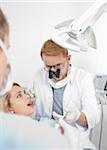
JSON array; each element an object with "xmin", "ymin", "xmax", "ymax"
[{"xmin": 7, "ymin": 107, "xmax": 15, "ymax": 113}]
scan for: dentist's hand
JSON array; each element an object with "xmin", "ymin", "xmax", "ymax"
[
  {"xmin": 53, "ymin": 105, "xmax": 80, "ymax": 124},
  {"xmin": 53, "ymin": 112, "xmax": 63, "ymax": 121},
  {"xmin": 64, "ymin": 108, "xmax": 80, "ymax": 124}
]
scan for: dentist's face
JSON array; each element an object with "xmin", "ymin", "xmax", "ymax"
[
  {"xmin": 0, "ymin": 35, "xmax": 10, "ymax": 91},
  {"xmin": 43, "ymin": 54, "xmax": 71, "ymax": 81}
]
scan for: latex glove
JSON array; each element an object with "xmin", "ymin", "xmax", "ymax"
[
  {"xmin": 53, "ymin": 112, "xmax": 63, "ymax": 121},
  {"xmin": 53, "ymin": 106, "xmax": 80, "ymax": 124},
  {"xmin": 64, "ymin": 108, "xmax": 80, "ymax": 124}
]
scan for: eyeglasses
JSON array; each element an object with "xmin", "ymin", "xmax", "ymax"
[{"xmin": 45, "ymin": 60, "xmax": 66, "ymax": 70}]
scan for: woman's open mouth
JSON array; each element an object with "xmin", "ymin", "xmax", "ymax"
[{"xmin": 27, "ymin": 100, "xmax": 35, "ymax": 107}]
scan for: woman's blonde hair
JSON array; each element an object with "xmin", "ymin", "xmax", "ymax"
[
  {"xmin": 40, "ymin": 39, "xmax": 68, "ymax": 59},
  {"xmin": 0, "ymin": 83, "xmax": 21, "ymax": 112},
  {"xmin": 0, "ymin": 92, "xmax": 11, "ymax": 112}
]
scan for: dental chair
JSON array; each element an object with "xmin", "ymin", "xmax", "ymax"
[{"xmin": 90, "ymin": 95, "xmax": 107, "ymax": 150}]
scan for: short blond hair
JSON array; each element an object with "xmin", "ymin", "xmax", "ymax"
[{"xmin": 40, "ymin": 39, "xmax": 68, "ymax": 58}]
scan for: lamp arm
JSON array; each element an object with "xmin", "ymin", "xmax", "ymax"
[
  {"xmin": 71, "ymin": 0, "xmax": 107, "ymax": 34},
  {"xmin": 52, "ymin": 0, "xmax": 107, "ymax": 51}
]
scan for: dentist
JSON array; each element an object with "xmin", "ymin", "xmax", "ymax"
[{"xmin": 31, "ymin": 39, "xmax": 101, "ymax": 149}]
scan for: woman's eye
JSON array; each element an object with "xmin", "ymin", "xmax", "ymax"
[{"xmin": 17, "ymin": 93, "xmax": 22, "ymax": 98}]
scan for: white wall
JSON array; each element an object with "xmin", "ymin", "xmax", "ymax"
[{"xmin": 0, "ymin": 1, "xmax": 107, "ymax": 87}]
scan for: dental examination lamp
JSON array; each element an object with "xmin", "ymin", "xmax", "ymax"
[{"xmin": 52, "ymin": 0, "xmax": 107, "ymax": 52}]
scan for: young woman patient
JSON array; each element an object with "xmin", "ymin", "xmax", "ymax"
[
  {"xmin": 0, "ymin": 83, "xmax": 86, "ymax": 150},
  {"xmin": 0, "ymin": 83, "xmax": 75, "ymax": 149},
  {"xmin": 0, "ymin": 82, "xmax": 35, "ymax": 116},
  {"xmin": 0, "ymin": 83, "xmax": 60, "ymax": 131},
  {"xmin": 0, "ymin": 83, "xmax": 67, "ymax": 133}
]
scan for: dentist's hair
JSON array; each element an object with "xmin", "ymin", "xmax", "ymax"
[
  {"xmin": 40, "ymin": 39, "xmax": 68, "ymax": 59},
  {"xmin": 0, "ymin": 8, "xmax": 9, "ymax": 42}
]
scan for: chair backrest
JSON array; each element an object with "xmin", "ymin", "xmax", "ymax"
[{"xmin": 91, "ymin": 103, "xmax": 107, "ymax": 150}]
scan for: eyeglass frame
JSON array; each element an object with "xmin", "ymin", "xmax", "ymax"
[{"xmin": 44, "ymin": 60, "xmax": 67, "ymax": 71}]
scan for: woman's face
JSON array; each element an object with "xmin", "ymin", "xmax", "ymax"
[{"xmin": 8, "ymin": 85, "xmax": 35, "ymax": 116}]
